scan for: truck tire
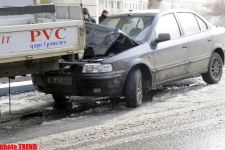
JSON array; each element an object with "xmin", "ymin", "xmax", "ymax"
[
  {"xmin": 202, "ymin": 52, "xmax": 223, "ymax": 84},
  {"xmin": 124, "ymin": 69, "xmax": 143, "ymax": 108}
]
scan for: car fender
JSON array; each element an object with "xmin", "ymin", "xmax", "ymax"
[
  {"xmin": 211, "ymin": 42, "xmax": 225, "ymax": 62},
  {"xmin": 123, "ymin": 57, "xmax": 154, "ymax": 86}
]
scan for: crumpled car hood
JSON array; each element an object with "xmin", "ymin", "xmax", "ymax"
[{"xmin": 84, "ymin": 22, "xmax": 138, "ymax": 58}]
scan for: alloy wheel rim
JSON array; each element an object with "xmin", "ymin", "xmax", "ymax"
[
  {"xmin": 211, "ymin": 57, "xmax": 222, "ymax": 80},
  {"xmin": 137, "ymin": 74, "xmax": 143, "ymax": 103}
]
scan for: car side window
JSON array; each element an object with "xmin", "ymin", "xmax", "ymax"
[
  {"xmin": 155, "ymin": 14, "xmax": 181, "ymax": 40},
  {"xmin": 177, "ymin": 13, "xmax": 200, "ymax": 35},
  {"xmin": 195, "ymin": 15, "xmax": 208, "ymax": 31}
]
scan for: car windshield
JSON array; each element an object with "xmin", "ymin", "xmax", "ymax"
[{"xmin": 100, "ymin": 15, "xmax": 154, "ymax": 42}]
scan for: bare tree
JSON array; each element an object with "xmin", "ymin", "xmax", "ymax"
[
  {"xmin": 204, "ymin": 0, "xmax": 225, "ymax": 26},
  {"xmin": 203, "ymin": 0, "xmax": 225, "ymax": 26},
  {"xmin": 207, "ymin": 0, "xmax": 225, "ymax": 16}
]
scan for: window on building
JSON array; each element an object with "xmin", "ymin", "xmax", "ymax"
[
  {"xmin": 110, "ymin": 1, "xmax": 114, "ymax": 9},
  {"xmin": 177, "ymin": 13, "xmax": 200, "ymax": 35},
  {"xmin": 144, "ymin": 2, "xmax": 147, "ymax": 9},
  {"xmin": 105, "ymin": 1, "xmax": 107, "ymax": 8},
  {"xmin": 108, "ymin": 2, "xmax": 111, "ymax": 10},
  {"xmin": 155, "ymin": 14, "xmax": 181, "ymax": 39},
  {"xmin": 139, "ymin": 3, "xmax": 142, "ymax": 9},
  {"xmin": 117, "ymin": 1, "xmax": 121, "ymax": 10}
]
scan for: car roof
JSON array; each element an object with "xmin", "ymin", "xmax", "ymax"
[
  {"xmin": 108, "ymin": 9, "xmax": 197, "ymax": 17},
  {"xmin": 109, "ymin": 9, "xmax": 160, "ymax": 17}
]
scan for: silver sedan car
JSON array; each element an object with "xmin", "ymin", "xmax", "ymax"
[{"xmin": 32, "ymin": 10, "xmax": 225, "ymax": 108}]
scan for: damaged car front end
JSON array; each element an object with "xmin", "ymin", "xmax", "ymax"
[{"xmin": 32, "ymin": 21, "xmax": 142, "ymax": 94}]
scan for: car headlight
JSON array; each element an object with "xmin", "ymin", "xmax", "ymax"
[{"xmin": 82, "ymin": 63, "xmax": 113, "ymax": 73}]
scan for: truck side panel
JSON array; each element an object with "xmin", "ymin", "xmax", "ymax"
[{"xmin": 0, "ymin": 20, "xmax": 85, "ymax": 64}]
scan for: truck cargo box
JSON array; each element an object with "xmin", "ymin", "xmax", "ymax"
[{"xmin": 0, "ymin": 3, "xmax": 85, "ymax": 78}]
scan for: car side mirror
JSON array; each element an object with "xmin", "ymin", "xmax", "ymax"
[{"xmin": 151, "ymin": 33, "xmax": 171, "ymax": 46}]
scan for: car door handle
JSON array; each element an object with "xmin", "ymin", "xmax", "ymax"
[
  {"xmin": 208, "ymin": 39, "xmax": 212, "ymax": 42},
  {"xmin": 182, "ymin": 46, "xmax": 188, "ymax": 49}
]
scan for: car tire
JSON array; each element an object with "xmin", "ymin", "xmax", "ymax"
[
  {"xmin": 202, "ymin": 52, "xmax": 223, "ymax": 84},
  {"xmin": 124, "ymin": 69, "xmax": 143, "ymax": 108}
]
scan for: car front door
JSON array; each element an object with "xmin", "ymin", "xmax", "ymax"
[
  {"xmin": 153, "ymin": 13, "xmax": 188, "ymax": 83},
  {"xmin": 176, "ymin": 12, "xmax": 212, "ymax": 74}
]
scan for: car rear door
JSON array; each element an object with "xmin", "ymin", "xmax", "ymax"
[
  {"xmin": 176, "ymin": 12, "xmax": 212, "ymax": 74},
  {"xmin": 153, "ymin": 13, "xmax": 189, "ymax": 83}
]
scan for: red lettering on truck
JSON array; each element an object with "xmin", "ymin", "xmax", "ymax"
[
  {"xmin": 30, "ymin": 30, "xmax": 41, "ymax": 42},
  {"xmin": 55, "ymin": 28, "xmax": 66, "ymax": 39},
  {"xmin": 42, "ymin": 30, "xmax": 53, "ymax": 41},
  {"xmin": 1, "ymin": 35, "xmax": 11, "ymax": 44},
  {"xmin": 30, "ymin": 28, "xmax": 66, "ymax": 42}
]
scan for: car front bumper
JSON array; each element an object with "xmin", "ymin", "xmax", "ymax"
[{"xmin": 32, "ymin": 70, "xmax": 127, "ymax": 97}]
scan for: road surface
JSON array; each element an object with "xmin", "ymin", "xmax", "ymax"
[{"xmin": 1, "ymin": 70, "xmax": 225, "ymax": 150}]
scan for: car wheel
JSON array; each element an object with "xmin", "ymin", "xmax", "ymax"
[
  {"xmin": 202, "ymin": 52, "xmax": 223, "ymax": 84},
  {"xmin": 124, "ymin": 69, "xmax": 143, "ymax": 108}
]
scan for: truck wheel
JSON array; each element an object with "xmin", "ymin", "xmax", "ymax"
[
  {"xmin": 202, "ymin": 52, "xmax": 223, "ymax": 84},
  {"xmin": 52, "ymin": 95, "xmax": 69, "ymax": 105},
  {"xmin": 124, "ymin": 69, "xmax": 143, "ymax": 108}
]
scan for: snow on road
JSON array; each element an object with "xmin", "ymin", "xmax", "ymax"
[{"xmin": 0, "ymin": 91, "xmax": 52, "ymax": 117}]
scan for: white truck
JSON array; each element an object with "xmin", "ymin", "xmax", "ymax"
[{"xmin": 0, "ymin": 0, "xmax": 85, "ymax": 78}]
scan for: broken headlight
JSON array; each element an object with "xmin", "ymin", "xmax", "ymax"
[{"xmin": 82, "ymin": 64, "xmax": 113, "ymax": 73}]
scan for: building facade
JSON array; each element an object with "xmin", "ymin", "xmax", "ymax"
[
  {"xmin": 98, "ymin": 0, "xmax": 148, "ymax": 14},
  {"xmin": 149, "ymin": 0, "xmax": 211, "ymax": 12},
  {"xmin": 148, "ymin": 0, "xmax": 217, "ymax": 24},
  {"xmin": 41, "ymin": 0, "xmax": 214, "ymax": 23},
  {"xmin": 44, "ymin": 0, "xmax": 148, "ymax": 22}
]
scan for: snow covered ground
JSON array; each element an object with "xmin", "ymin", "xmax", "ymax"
[
  {"xmin": 0, "ymin": 91, "xmax": 52, "ymax": 118},
  {"xmin": 18, "ymin": 74, "xmax": 225, "ymax": 149},
  {"xmin": 1, "ymin": 69, "xmax": 225, "ymax": 149}
]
